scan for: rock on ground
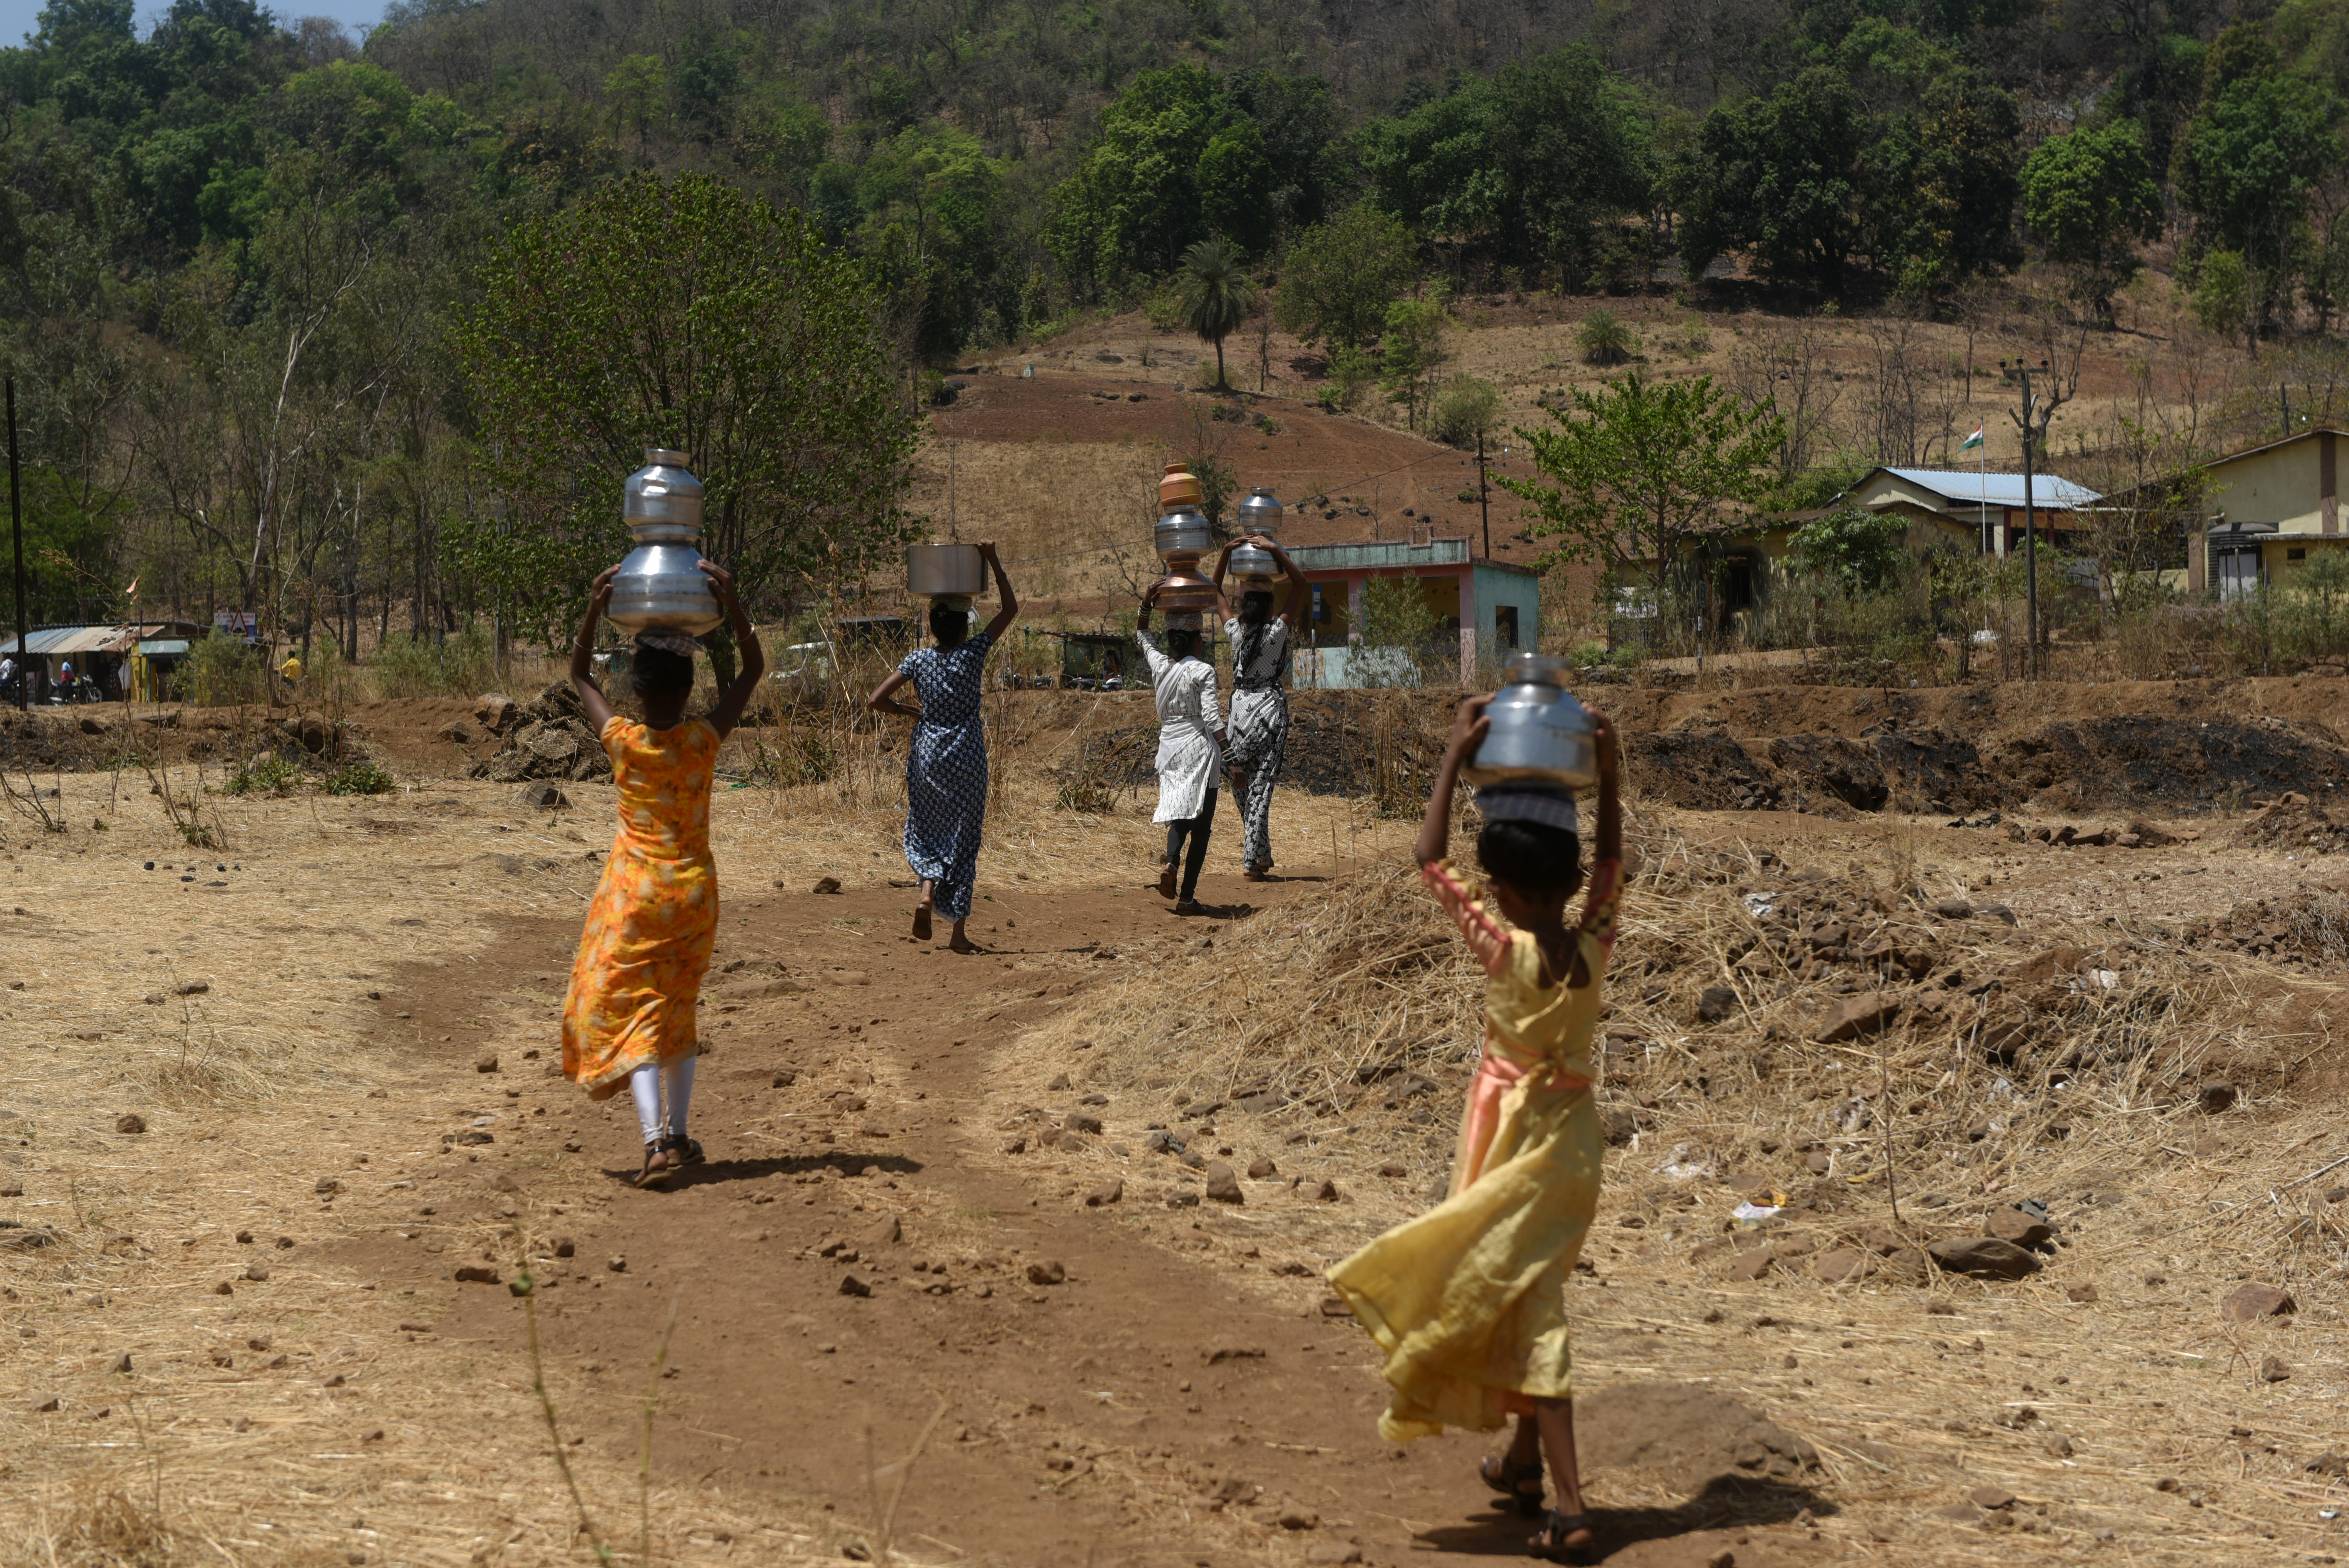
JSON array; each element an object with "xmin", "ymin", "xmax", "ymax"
[
  {"xmin": 1575, "ymin": 1382, "xmax": 1821, "ymax": 1495},
  {"xmin": 1927, "ymin": 1237, "xmax": 2042, "ymax": 1280}
]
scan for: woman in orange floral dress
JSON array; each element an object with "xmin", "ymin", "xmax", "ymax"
[{"xmin": 561, "ymin": 560, "xmax": 765, "ymax": 1187}]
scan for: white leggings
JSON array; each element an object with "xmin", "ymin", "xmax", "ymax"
[{"xmin": 627, "ymin": 1057, "xmax": 696, "ymax": 1146}]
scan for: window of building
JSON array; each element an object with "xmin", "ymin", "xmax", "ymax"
[
  {"xmin": 1494, "ymin": 604, "xmax": 1520, "ymax": 650},
  {"xmin": 2288, "ymin": 547, "xmax": 2308, "ymax": 561}
]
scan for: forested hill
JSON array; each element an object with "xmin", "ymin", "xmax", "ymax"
[{"xmin": 2, "ymin": 0, "xmax": 2346, "ymax": 636}]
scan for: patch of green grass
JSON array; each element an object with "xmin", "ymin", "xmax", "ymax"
[
  {"xmin": 225, "ymin": 757, "xmax": 304, "ymax": 796},
  {"xmin": 323, "ymin": 760, "xmax": 396, "ymax": 796}
]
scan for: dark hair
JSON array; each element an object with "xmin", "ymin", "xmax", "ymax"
[
  {"xmin": 1240, "ymin": 590, "xmax": 1274, "ymax": 622},
  {"xmin": 629, "ymin": 642, "xmax": 695, "ymax": 701},
  {"xmin": 1476, "ymin": 818, "xmax": 1583, "ymax": 900},
  {"xmin": 929, "ymin": 601, "xmax": 968, "ymax": 645},
  {"xmin": 1165, "ymin": 627, "xmax": 1201, "ymax": 660}
]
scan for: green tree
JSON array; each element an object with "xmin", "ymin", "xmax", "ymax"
[
  {"xmin": 1274, "ymin": 204, "xmax": 1416, "ymax": 351},
  {"xmin": 1358, "ymin": 46, "xmax": 1654, "ymax": 283},
  {"xmin": 1676, "ymin": 66, "xmax": 1870, "ymax": 289},
  {"xmin": 1498, "ymin": 370, "xmax": 1783, "ymax": 595},
  {"xmin": 1359, "ymin": 574, "xmax": 1441, "ymax": 685},
  {"xmin": 2021, "ymin": 120, "xmax": 2166, "ymax": 325},
  {"xmin": 1378, "ymin": 298, "xmax": 1448, "ymax": 431},
  {"xmin": 1433, "ymin": 374, "xmax": 1504, "ymax": 448},
  {"xmin": 1176, "ymin": 238, "xmax": 1256, "ymax": 389},
  {"xmin": 606, "ymin": 55, "xmax": 669, "ymax": 154},
  {"xmin": 1786, "ymin": 507, "xmax": 1910, "ymax": 593},
  {"xmin": 454, "ymin": 172, "xmax": 918, "ymax": 648},
  {"xmin": 1044, "ymin": 64, "xmax": 1222, "ymax": 290},
  {"xmin": 2171, "ymin": 34, "xmax": 2340, "ymax": 337},
  {"xmin": 1197, "ymin": 121, "xmax": 1274, "ymax": 255}
]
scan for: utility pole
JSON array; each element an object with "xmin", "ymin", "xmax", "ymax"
[
  {"xmin": 1475, "ymin": 429, "xmax": 1491, "ymax": 558},
  {"xmin": 2002, "ymin": 358, "xmax": 2049, "ymax": 682},
  {"xmin": 5, "ymin": 377, "xmax": 23, "ymax": 711}
]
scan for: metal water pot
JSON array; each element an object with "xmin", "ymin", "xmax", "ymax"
[
  {"xmin": 1230, "ymin": 488, "xmax": 1283, "ymax": 580},
  {"xmin": 1462, "ymin": 652, "xmax": 1598, "ymax": 789},
  {"xmin": 1155, "ymin": 510, "xmax": 1214, "ymax": 563},
  {"xmin": 907, "ymin": 543, "xmax": 987, "ymax": 597},
  {"xmin": 607, "ymin": 449, "xmax": 722, "ymax": 636}
]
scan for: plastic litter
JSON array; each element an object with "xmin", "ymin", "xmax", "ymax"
[
  {"xmin": 1741, "ymin": 892, "xmax": 1779, "ymax": 918},
  {"xmin": 1731, "ymin": 1201, "xmax": 1783, "ymax": 1227}
]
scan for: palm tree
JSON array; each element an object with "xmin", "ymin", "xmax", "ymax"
[{"xmin": 1177, "ymin": 239, "xmax": 1257, "ymax": 391}]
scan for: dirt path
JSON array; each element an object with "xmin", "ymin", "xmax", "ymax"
[{"xmin": 346, "ymin": 871, "xmax": 1789, "ymax": 1568}]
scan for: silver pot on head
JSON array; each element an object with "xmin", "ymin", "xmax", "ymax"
[
  {"xmin": 1462, "ymin": 652, "xmax": 1597, "ymax": 789},
  {"xmin": 607, "ymin": 449, "xmax": 722, "ymax": 636}
]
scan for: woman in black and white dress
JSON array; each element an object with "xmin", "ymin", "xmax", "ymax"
[{"xmin": 1214, "ymin": 534, "xmax": 1310, "ymax": 881}]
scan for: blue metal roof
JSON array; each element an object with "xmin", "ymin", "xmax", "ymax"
[{"xmin": 1882, "ymin": 468, "xmax": 2101, "ymax": 508}]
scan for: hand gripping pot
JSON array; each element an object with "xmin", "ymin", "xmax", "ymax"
[
  {"xmin": 1462, "ymin": 652, "xmax": 1598, "ymax": 789},
  {"xmin": 606, "ymin": 449, "xmax": 722, "ymax": 636},
  {"xmin": 1229, "ymin": 488, "xmax": 1283, "ymax": 583}
]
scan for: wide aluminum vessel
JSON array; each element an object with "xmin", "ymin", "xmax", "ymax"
[
  {"xmin": 606, "ymin": 449, "xmax": 722, "ymax": 635},
  {"xmin": 1463, "ymin": 652, "xmax": 1598, "ymax": 789},
  {"xmin": 907, "ymin": 542, "xmax": 987, "ymax": 597},
  {"xmin": 1229, "ymin": 488, "xmax": 1283, "ymax": 580}
]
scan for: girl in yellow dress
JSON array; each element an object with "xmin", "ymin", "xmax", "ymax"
[
  {"xmin": 560, "ymin": 560, "xmax": 765, "ymax": 1188},
  {"xmin": 1328, "ymin": 695, "xmax": 1620, "ymax": 1564}
]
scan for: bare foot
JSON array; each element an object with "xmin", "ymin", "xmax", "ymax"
[{"xmin": 948, "ymin": 919, "xmax": 978, "ymax": 953}]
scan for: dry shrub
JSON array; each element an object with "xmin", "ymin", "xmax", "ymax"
[{"xmin": 17, "ymin": 1489, "xmax": 195, "ymax": 1568}]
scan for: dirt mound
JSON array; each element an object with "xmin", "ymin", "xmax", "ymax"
[
  {"xmin": 467, "ymin": 682, "xmax": 612, "ymax": 784},
  {"xmin": 1983, "ymin": 716, "xmax": 2349, "ymax": 813},
  {"xmin": 1576, "ymin": 1382, "xmax": 1821, "ymax": 1495},
  {"xmin": 2235, "ymin": 792, "xmax": 2349, "ymax": 855},
  {"xmin": 2196, "ymin": 891, "xmax": 2349, "ymax": 971}
]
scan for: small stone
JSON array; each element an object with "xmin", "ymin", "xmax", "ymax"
[
  {"xmin": 109, "ymin": 1352, "xmax": 131, "ymax": 1373},
  {"xmin": 243, "ymin": 1263, "xmax": 269, "ymax": 1283},
  {"xmin": 1308, "ymin": 1178, "xmax": 1339, "ymax": 1202},
  {"xmin": 1804, "ymin": 1151, "xmax": 1832, "ymax": 1174},
  {"xmin": 474, "ymin": 1053, "xmax": 499, "ymax": 1073},
  {"xmin": 213, "ymin": 1281, "xmax": 233, "ymax": 1295},
  {"xmin": 2259, "ymin": 1355, "xmax": 2290, "ymax": 1383},
  {"xmin": 1813, "ymin": 1247, "xmax": 1873, "ymax": 1283},
  {"xmin": 811, "ymin": 875, "xmax": 843, "ymax": 894},
  {"xmin": 1730, "ymin": 1247, "xmax": 1773, "ymax": 1281},
  {"xmin": 2155, "ymin": 1477, "xmax": 2181, "ymax": 1493},
  {"xmin": 453, "ymin": 1265, "xmax": 499, "ymax": 1285},
  {"xmin": 606, "ymin": 1256, "xmax": 627, "ymax": 1273},
  {"xmin": 1319, "ymin": 1295, "xmax": 1352, "ymax": 1318},
  {"xmin": 1376, "ymin": 1161, "xmax": 1406, "ymax": 1178},
  {"xmin": 1276, "ymin": 1508, "xmax": 1320, "ymax": 1530},
  {"xmin": 1024, "ymin": 1259, "xmax": 1066, "ymax": 1286},
  {"xmin": 1813, "ymin": 993, "xmax": 1902, "ymax": 1042},
  {"xmin": 1704, "ymin": 1554, "xmax": 1736, "ymax": 1568},
  {"xmin": 1927, "ymin": 1237, "xmax": 2041, "ymax": 1280},
  {"xmin": 1084, "ymin": 1179, "xmax": 1123, "ymax": 1208},
  {"xmin": 2042, "ymin": 1433, "xmax": 2075, "ymax": 1458},
  {"xmin": 551, "ymin": 1237, "xmax": 576, "ymax": 1258},
  {"xmin": 839, "ymin": 1275, "xmax": 872, "ymax": 1297},
  {"xmin": 2066, "ymin": 1282, "xmax": 2099, "ymax": 1304},
  {"xmin": 1046, "ymin": 1073, "xmax": 1070, "ymax": 1091},
  {"xmin": 1695, "ymin": 985, "xmax": 1738, "ymax": 1024},
  {"xmin": 1936, "ymin": 896, "xmax": 1974, "ymax": 920},
  {"xmin": 2221, "ymin": 1282, "xmax": 2296, "ymax": 1322},
  {"xmin": 314, "ymin": 1177, "xmax": 342, "ymax": 1196},
  {"xmin": 1000, "ymin": 1136, "xmax": 1028, "ymax": 1155},
  {"xmin": 1969, "ymin": 1485, "xmax": 2016, "ymax": 1509},
  {"xmin": 1205, "ymin": 1161, "xmax": 1244, "ymax": 1204},
  {"xmin": 771, "ymin": 1071, "xmax": 797, "ymax": 1088},
  {"xmin": 1986, "ymin": 1206, "xmax": 2053, "ymax": 1247},
  {"xmin": 2197, "ymin": 1082, "xmax": 2238, "ymax": 1114},
  {"xmin": 1246, "ymin": 1156, "xmax": 1277, "ymax": 1179},
  {"xmin": 864, "ymin": 1215, "xmax": 902, "ymax": 1248},
  {"xmin": 115, "ymin": 1114, "xmax": 146, "ymax": 1134},
  {"xmin": 31, "ymin": 1395, "xmax": 59, "ymax": 1412}
]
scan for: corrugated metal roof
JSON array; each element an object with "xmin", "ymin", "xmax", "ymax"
[
  {"xmin": 1881, "ymin": 469, "xmax": 2101, "ymax": 508},
  {"xmin": 1290, "ymin": 537, "xmax": 1470, "ymax": 572},
  {"xmin": 0, "ymin": 623, "xmax": 196, "ymax": 656}
]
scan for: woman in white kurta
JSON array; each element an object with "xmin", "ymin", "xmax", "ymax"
[{"xmin": 1136, "ymin": 584, "xmax": 1226, "ymax": 914}]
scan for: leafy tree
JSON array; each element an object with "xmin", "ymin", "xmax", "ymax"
[
  {"xmin": 1044, "ymin": 64, "xmax": 1222, "ymax": 290},
  {"xmin": 852, "ymin": 127, "xmax": 1014, "ymax": 357},
  {"xmin": 454, "ymin": 172, "xmax": 918, "ymax": 648},
  {"xmin": 1222, "ymin": 68, "xmax": 1335, "ymax": 232},
  {"xmin": 1377, "ymin": 298, "xmax": 1448, "ymax": 430},
  {"xmin": 1862, "ymin": 67, "xmax": 2022, "ymax": 294},
  {"xmin": 1274, "ymin": 204, "xmax": 1416, "ymax": 351},
  {"xmin": 1197, "ymin": 121, "xmax": 1274, "ymax": 255},
  {"xmin": 606, "ymin": 55, "xmax": 669, "ymax": 154},
  {"xmin": 1787, "ymin": 506, "xmax": 1910, "ymax": 593},
  {"xmin": 2171, "ymin": 33, "xmax": 2340, "ymax": 335},
  {"xmin": 2021, "ymin": 120, "xmax": 2166, "ymax": 325},
  {"xmin": 1358, "ymin": 46, "xmax": 1654, "ymax": 283},
  {"xmin": 1176, "ymin": 238, "xmax": 1256, "ymax": 389},
  {"xmin": 1498, "ymin": 370, "xmax": 1783, "ymax": 596},
  {"xmin": 1434, "ymin": 374, "xmax": 1504, "ymax": 448},
  {"xmin": 1677, "ymin": 66, "xmax": 1870, "ymax": 290}
]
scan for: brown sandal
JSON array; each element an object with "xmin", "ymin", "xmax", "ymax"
[
  {"xmin": 911, "ymin": 901, "xmax": 932, "ymax": 941},
  {"xmin": 634, "ymin": 1142, "xmax": 674, "ymax": 1188},
  {"xmin": 1157, "ymin": 862, "xmax": 1177, "ymax": 899}
]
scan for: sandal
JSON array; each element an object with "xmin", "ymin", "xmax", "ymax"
[
  {"xmin": 1157, "ymin": 862, "xmax": 1177, "ymax": 899},
  {"xmin": 911, "ymin": 902, "xmax": 932, "ymax": 941},
  {"xmin": 1174, "ymin": 898, "xmax": 1202, "ymax": 916},
  {"xmin": 1527, "ymin": 1510, "xmax": 1597, "ymax": 1564},
  {"xmin": 663, "ymin": 1134, "xmax": 705, "ymax": 1169},
  {"xmin": 634, "ymin": 1142, "xmax": 674, "ymax": 1188},
  {"xmin": 1479, "ymin": 1454, "xmax": 1546, "ymax": 1518}
]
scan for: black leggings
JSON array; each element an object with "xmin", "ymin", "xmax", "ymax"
[{"xmin": 1164, "ymin": 788, "xmax": 1219, "ymax": 901}]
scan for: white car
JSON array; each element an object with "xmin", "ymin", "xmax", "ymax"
[{"xmin": 768, "ymin": 641, "xmax": 835, "ymax": 703}]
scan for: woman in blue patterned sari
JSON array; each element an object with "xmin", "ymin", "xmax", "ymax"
[{"xmin": 867, "ymin": 541, "xmax": 1020, "ymax": 951}]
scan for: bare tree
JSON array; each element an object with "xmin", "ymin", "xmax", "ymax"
[
  {"xmin": 1861, "ymin": 314, "xmax": 1961, "ymax": 467},
  {"xmin": 1725, "ymin": 319, "xmax": 1843, "ymax": 487}
]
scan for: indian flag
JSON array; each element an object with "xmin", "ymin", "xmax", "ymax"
[{"xmin": 1960, "ymin": 425, "xmax": 1985, "ymax": 451}]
